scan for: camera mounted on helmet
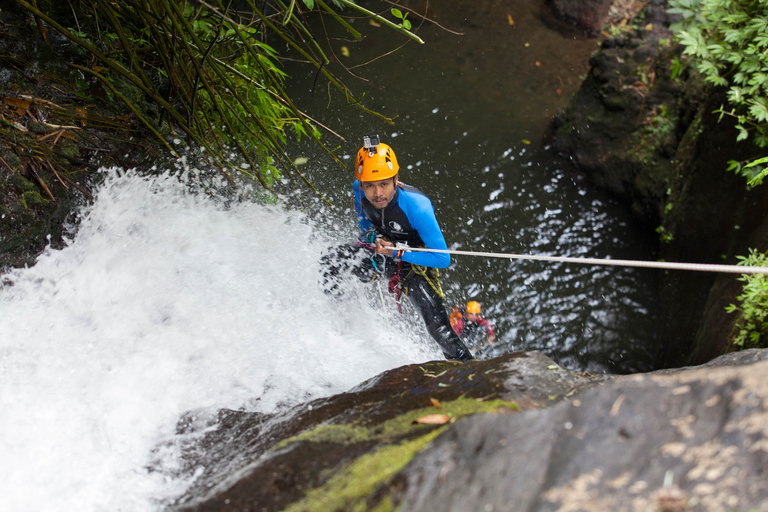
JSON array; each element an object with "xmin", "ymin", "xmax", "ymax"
[
  {"xmin": 355, "ymin": 135, "xmax": 398, "ymax": 181},
  {"xmin": 363, "ymin": 134, "xmax": 380, "ymax": 156}
]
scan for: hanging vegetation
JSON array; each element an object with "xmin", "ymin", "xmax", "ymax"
[
  {"xmin": 11, "ymin": 0, "xmax": 423, "ymax": 196},
  {"xmin": 668, "ymin": 0, "xmax": 768, "ymax": 186}
]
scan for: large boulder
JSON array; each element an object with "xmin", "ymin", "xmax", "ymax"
[
  {"xmin": 391, "ymin": 350, "xmax": 768, "ymax": 511},
  {"xmin": 548, "ymin": 0, "xmax": 616, "ymax": 33},
  {"xmin": 167, "ymin": 349, "xmax": 768, "ymax": 512},
  {"xmin": 551, "ymin": 0, "xmax": 685, "ymax": 225},
  {"xmin": 169, "ymin": 352, "xmax": 608, "ymax": 511}
]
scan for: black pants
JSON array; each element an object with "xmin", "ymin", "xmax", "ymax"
[{"xmin": 320, "ymin": 243, "xmax": 473, "ymax": 362}]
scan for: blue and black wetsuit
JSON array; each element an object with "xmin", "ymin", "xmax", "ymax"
[
  {"xmin": 321, "ymin": 180, "xmax": 473, "ymax": 362},
  {"xmin": 354, "ymin": 181, "xmax": 451, "ymax": 269}
]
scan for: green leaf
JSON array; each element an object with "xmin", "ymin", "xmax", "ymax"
[
  {"xmin": 302, "ymin": 0, "xmax": 315, "ymax": 8},
  {"xmin": 744, "ymin": 155, "xmax": 768, "ymax": 169}
]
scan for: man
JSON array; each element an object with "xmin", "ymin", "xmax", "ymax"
[
  {"xmin": 450, "ymin": 301, "xmax": 496, "ymax": 347},
  {"xmin": 321, "ymin": 135, "xmax": 473, "ymax": 362}
]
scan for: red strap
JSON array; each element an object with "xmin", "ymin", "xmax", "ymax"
[{"xmin": 387, "ymin": 261, "xmax": 404, "ymax": 314}]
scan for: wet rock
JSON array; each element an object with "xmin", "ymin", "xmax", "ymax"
[
  {"xmin": 167, "ymin": 349, "xmax": 768, "ymax": 512},
  {"xmin": 0, "ymin": 3, "xmax": 169, "ymax": 272},
  {"xmin": 551, "ymin": 1, "xmax": 683, "ymax": 225},
  {"xmin": 391, "ymin": 352, "xmax": 768, "ymax": 511},
  {"xmin": 168, "ymin": 352, "xmax": 607, "ymax": 511},
  {"xmin": 549, "ymin": 0, "xmax": 615, "ymax": 34},
  {"xmin": 654, "ymin": 88, "xmax": 768, "ymax": 367},
  {"xmin": 548, "ymin": 0, "xmax": 649, "ymax": 35},
  {"xmin": 548, "ymin": 0, "xmax": 768, "ymax": 368}
]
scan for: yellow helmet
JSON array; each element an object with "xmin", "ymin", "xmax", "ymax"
[
  {"xmin": 466, "ymin": 301, "xmax": 481, "ymax": 314},
  {"xmin": 355, "ymin": 143, "xmax": 399, "ymax": 182}
]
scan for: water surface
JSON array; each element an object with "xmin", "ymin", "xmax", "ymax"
[{"xmin": 281, "ymin": 0, "xmax": 661, "ymax": 373}]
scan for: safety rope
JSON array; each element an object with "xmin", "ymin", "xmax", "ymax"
[
  {"xmin": 394, "ymin": 244, "xmax": 768, "ymax": 275},
  {"xmin": 412, "ymin": 265, "xmax": 445, "ymax": 298}
]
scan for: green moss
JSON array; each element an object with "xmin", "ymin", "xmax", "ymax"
[
  {"xmin": 21, "ymin": 190, "xmax": 45, "ymax": 208},
  {"xmin": 281, "ymin": 428, "xmax": 446, "ymax": 512},
  {"xmin": 626, "ymin": 105, "xmax": 678, "ymax": 167},
  {"xmin": 9, "ymin": 173, "xmax": 35, "ymax": 193},
  {"xmin": 58, "ymin": 139, "xmax": 81, "ymax": 159},
  {"xmin": 279, "ymin": 397, "xmax": 519, "ymax": 512},
  {"xmin": 1, "ymin": 150, "xmax": 20, "ymax": 171},
  {"xmin": 375, "ymin": 398, "xmax": 518, "ymax": 439},
  {"xmin": 279, "ymin": 398, "xmax": 519, "ymax": 449},
  {"xmin": 28, "ymin": 121, "xmax": 49, "ymax": 135},
  {"xmin": 369, "ymin": 496, "xmax": 397, "ymax": 512},
  {"xmin": 276, "ymin": 424, "xmax": 371, "ymax": 448},
  {"xmin": 114, "ymin": 75, "xmax": 146, "ymax": 111}
]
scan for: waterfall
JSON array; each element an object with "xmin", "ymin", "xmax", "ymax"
[{"xmin": 0, "ymin": 169, "xmax": 434, "ymax": 511}]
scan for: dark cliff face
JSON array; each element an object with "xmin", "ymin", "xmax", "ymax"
[
  {"xmin": 550, "ymin": 0, "xmax": 687, "ymax": 227},
  {"xmin": 166, "ymin": 349, "xmax": 768, "ymax": 512},
  {"xmin": 550, "ymin": 0, "xmax": 768, "ymax": 367},
  {"xmin": 657, "ymin": 88, "xmax": 768, "ymax": 366}
]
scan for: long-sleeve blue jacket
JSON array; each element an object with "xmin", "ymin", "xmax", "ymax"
[{"xmin": 354, "ymin": 180, "xmax": 451, "ymax": 269}]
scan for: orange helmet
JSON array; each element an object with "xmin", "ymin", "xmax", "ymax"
[
  {"xmin": 355, "ymin": 143, "xmax": 399, "ymax": 182},
  {"xmin": 466, "ymin": 301, "xmax": 481, "ymax": 314}
]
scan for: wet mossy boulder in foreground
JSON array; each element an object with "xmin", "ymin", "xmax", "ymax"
[{"xmin": 169, "ymin": 349, "xmax": 768, "ymax": 512}]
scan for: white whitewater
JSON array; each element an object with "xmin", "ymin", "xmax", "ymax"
[{"xmin": 0, "ymin": 169, "xmax": 435, "ymax": 512}]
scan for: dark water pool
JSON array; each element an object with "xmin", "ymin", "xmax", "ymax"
[{"xmin": 279, "ymin": 0, "xmax": 661, "ymax": 374}]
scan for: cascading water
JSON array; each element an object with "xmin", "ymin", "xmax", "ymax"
[{"xmin": 0, "ymin": 169, "xmax": 435, "ymax": 512}]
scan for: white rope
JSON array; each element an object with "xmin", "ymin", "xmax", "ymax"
[{"xmin": 394, "ymin": 244, "xmax": 768, "ymax": 275}]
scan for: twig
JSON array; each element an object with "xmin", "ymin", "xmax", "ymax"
[
  {"xmin": 41, "ymin": 122, "xmax": 81, "ymax": 130},
  {"xmin": 44, "ymin": 160, "xmax": 69, "ymax": 190},
  {"xmin": 27, "ymin": 163, "xmax": 56, "ymax": 202},
  {"xmin": 63, "ymin": 175, "xmax": 94, "ymax": 201},
  {"xmin": 381, "ymin": 0, "xmax": 464, "ymax": 36},
  {"xmin": 18, "ymin": 94, "xmax": 65, "ymax": 110},
  {"xmin": 333, "ymin": 0, "xmax": 425, "ymax": 44},
  {"xmin": 0, "ymin": 154, "xmax": 14, "ymax": 172}
]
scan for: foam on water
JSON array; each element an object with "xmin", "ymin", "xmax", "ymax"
[{"xmin": 0, "ymin": 169, "xmax": 436, "ymax": 511}]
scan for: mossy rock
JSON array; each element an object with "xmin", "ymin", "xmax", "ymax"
[
  {"xmin": 9, "ymin": 173, "xmax": 37, "ymax": 193},
  {"xmin": 58, "ymin": 139, "xmax": 81, "ymax": 160},
  {"xmin": 0, "ymin": 149, "xmax": 20, "ymax": 171}
]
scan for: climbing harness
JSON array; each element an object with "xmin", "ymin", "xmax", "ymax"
[
  {"xmin": 382, "ymin": 261, "xmax": 445, "ymax": 314},
  {"xmin": 394, "ymin": 244, "xmax": 768, "ymax": 275}
]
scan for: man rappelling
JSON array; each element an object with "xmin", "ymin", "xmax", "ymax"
[{"xmin": 321, "ymin": 135, "xmax": 473, "ymax": 362}]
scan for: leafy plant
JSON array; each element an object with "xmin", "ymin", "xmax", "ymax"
[
  {"xmin": 725, "ymin": 248, "xmax": 768, "ymax": 349},
  {"xmin": 391, "ymin": 8, "xmax": 412, "ymax": 30},
  {"xmin": 13, "ymin": 0, "xmax": 424, "ymax": 198},
  {"xmin": 668, "ymin": 0, "xmax": 768, "ymax": 185}
]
